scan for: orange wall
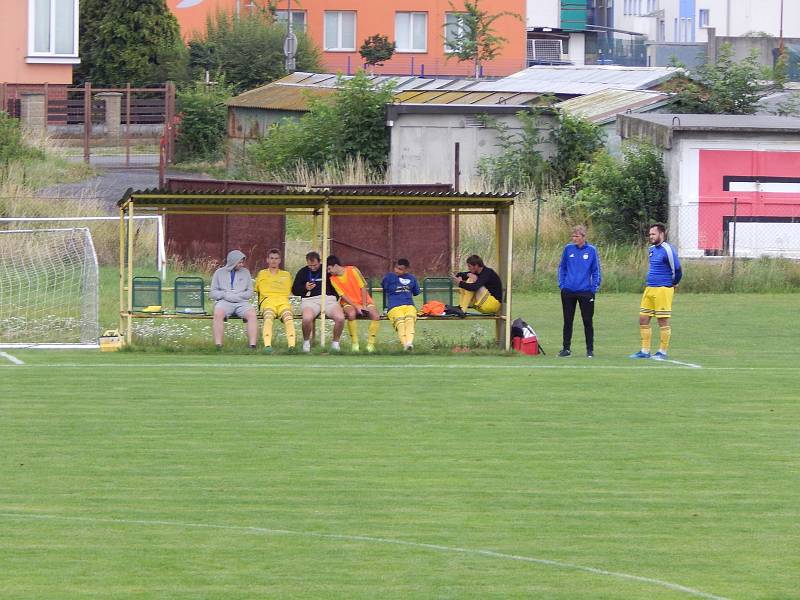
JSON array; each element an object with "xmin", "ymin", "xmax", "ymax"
[
  {"xmin": 0, "ymin": 2, "xmax": 73, "ymax": 84},
  {"xmin": 170, "ymin": 0, "xmax": 527, "ymax": 77},
  {"xmin": 167, "ymin": 0, "xmax": 238, "ymax": 39}
]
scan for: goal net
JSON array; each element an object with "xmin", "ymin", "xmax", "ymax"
[{"xmin": 0, "ymin": 228, "xmax": 100, "ymax": 348}]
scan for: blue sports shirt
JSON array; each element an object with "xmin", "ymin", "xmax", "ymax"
[
  {"xmin": 381, "ymin": 272, "xmax": 420, "ymax": 311},
  {"xmin": 647, "ymin": 242, "xmax": 682, "ymax": 287},
  {"xmin": 558, "ymin": 243, "xmax": 602, "ymax": 293}
]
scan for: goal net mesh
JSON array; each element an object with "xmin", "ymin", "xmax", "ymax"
[{"xmin": 0, "ymin": 228, "xmax": 99, "ymax": 346}]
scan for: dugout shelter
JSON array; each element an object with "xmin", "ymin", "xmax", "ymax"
[{"xmin": 118, "ymin": 186, "xmax": 517, "ymax": 349}]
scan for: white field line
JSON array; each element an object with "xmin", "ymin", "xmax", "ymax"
[
  {"xmin": 655, "ymin": 358, "xmax": 703, "ymax": 369},
  {"xmin": 0, "ymin": 351, "xmax": 24, "ymax": 365},
  {"xmin": 0, "ymin": 512, "xmax": 730, "ymax": 600},
  {"xmin": 2, "ymin": 362, "xmax": 798, "ymax": 372},
  {"xmin": 0, "ymin": 362, "xmax": 703, "ymax": 370}
]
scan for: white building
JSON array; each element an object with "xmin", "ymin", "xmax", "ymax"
[
  {"xmin": 616, "ymin": 0, "xmax": 799, "ymax": 43},
  {"xmin": 526, "ymin": 0, "xmax": 561, "ymax": 29}
]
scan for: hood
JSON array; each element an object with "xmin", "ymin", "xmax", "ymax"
[{"xmin": 224, "ymin": 250, "xmax": 246, "ymax": 270}]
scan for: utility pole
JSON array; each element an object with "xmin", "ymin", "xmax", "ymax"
[{"xmin": 779, "ymin": 0, "xmax": 785, "ymax": 53}]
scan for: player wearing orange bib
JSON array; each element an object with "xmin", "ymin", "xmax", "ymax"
[
  {"xmin": 327, "ymin": 255, "xmax": 380, "ymax": 352},
  {"xmin": 254, "ymin": 248, "xmax": 296, "ymax": 353}
]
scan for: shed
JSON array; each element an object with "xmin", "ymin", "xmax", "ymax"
[
  {"xmin": 618, "ymin": 113, "xmax": 800, "ymax": 258},
  {"xmin": 118, "ymin": 188, "xmax": 517, "ymax": 348}
]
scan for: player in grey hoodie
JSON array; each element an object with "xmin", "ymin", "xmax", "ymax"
[{"xmin": 210, "ymin": 249, "xmax": 257, "ymax": 348}]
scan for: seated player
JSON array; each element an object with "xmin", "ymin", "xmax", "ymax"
[
  {"xmin": 254, "ymin": 248, "xmax": 296, "ymax": 353},
  {"xmin": 327, "ymin": 255, "xmax": 380, "ymax": 352},
  {"xmin": 210, "ymin": 249, "xmax": 258, "ymax": 349},
  {"xmin": 452, "ymin": 254, "xmax": 503, "ymax": 315},
  {"xmin": 381, "ymin": 258, "xmax": 420, "ymax": 351},
  {"xmin": 291, "ymin": 251, "xmax": 345, "ymax": 353}
]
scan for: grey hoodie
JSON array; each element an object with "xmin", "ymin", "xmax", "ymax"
[{"xmin": 210, "ymin": 250, "xmax": 253, "ymax": 304}]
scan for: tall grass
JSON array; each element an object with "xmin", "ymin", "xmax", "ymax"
[{"xmin": 0, "ymin": 135, "xmax": 156, "ymax": 268}]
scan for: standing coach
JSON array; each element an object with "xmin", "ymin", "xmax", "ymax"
[{"xmin": 557, "ymin": 225, "xmax": 602, "ymax": 358}]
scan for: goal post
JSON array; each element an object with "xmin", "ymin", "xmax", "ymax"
[{"xmin": 0, "ymin": 228, "xmax": 100, "ymax": 348}]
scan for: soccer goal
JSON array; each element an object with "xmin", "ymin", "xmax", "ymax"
[{"xmin": 0, "ymin": 228, "xmax": 100, "ymax": 348}]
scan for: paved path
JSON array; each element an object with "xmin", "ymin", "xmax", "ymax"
[{"xmin": 38, "ymin": 168, "xmax": 210, "ymax": 211}]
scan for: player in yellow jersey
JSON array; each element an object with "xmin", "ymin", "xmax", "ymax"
[
  {"xmin": 327, "ymin": 255, "xmax": 380, "ymax": 352},
  {"xmin": 254, "ymin": 248, "xmax": 296, "ymax": 353}
]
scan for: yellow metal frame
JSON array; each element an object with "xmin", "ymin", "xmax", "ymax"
[{"xmin": 119, "ymin": 190, "xmax": 516, "ymax": 349}]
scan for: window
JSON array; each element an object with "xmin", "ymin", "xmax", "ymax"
[
  {"xmin": 444, "ymin": 12, "xmax": 468, "ymax": 53},
  {"xmin": 28, "ymin": 0, "xmax": 79, "ymax": 61},
  {"xmin": 324, "ymin": 11, "xmax": 356, "ymax": 51},
  {"xmin": 275, "ymin": 10, "xmax": 307, "ymax": 32},
  {"xmin": 698, "ymin": 9, "xmax": 710, "ymax": 27},
  {"xmin": 395, "ymin": 12, "xmax": 427, "ymax": 52}
]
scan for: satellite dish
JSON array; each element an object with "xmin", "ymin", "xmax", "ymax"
[{"xmin": 176, "ymin": 0, "xmax": 204, "ymax": 8}]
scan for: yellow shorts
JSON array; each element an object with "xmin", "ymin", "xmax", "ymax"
[
  {"xmin": 260, "ymin": 297, "xmax": 292, "ymax": 318},
  {"xmin": 460, "ymin": 287, "xmax": 501, "ymax": 314},
  {"xmin": 639, "ymin": 286, "xmax": 674, "ymax": 319},
  {"xmin": 387, "ymin": 305, "xmax": 417, "ymax": 325}
]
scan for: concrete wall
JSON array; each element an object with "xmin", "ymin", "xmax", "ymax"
[
  {"xmin": 228, "ymin": 107, "xmax": 300, "ymax": 140},
  {"xmin": 707, "ymin": 30, "xmax": 800, "ymax": 68},
  {"xmin": 388, "ymin": 111, "xmax": 555, "ymax": 189},
  {"xmin": 646, "ymin": 42, "xmax": 706, "ymax": 68}
]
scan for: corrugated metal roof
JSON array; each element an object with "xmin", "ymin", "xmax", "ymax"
[
  {"xmin": 470, "ymin": 65, "xmax": 682, "ymax": 94},
  {"xmin": 120, "ymin": 188, "xmax": 517, "ymax": 210},
  {"xmin": 556, "ymin": 89, "xmax": 673, "ymax": 124},
  {"xmin": 227, "ymin": 83, "xmax": 336, "ymax": 111}
]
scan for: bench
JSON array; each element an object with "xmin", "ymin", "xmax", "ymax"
[{"xmin": 127, "ymin": 277, "xmax": 502, "ymax": 322}]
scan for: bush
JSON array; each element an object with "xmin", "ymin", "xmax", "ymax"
[
  {"xmin": 0, "ymin": 113, "xmax": 44, "ymax": 166},
  {"xmin": 547, "ymin": 112, "xmax": 605, "ymax": 187},
  {"xmin": 477, "ymin": 110, "xmax": 549, "ymax": 190},
  {"xmin": 246, "ymin": 71, "xmax": 395, "ymax": 173},
  {"xmin": 175, "ymin": 81, "xmax": 232, "ymax": 162},
  {"xmin": 190, "ymin": 11, "xmax": 322, "ymax": 93},
  {"xmin": 571, "ymin": 142, "xmax": 668, "ymax": 243}
]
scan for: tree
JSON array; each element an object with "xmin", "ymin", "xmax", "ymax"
[
  {"xmin": 444, "ymin": 0, "xmax": 522, "ymax": 78},
  {"xmin": 247, "ymin": 71, "xmax": 395, "ymax": 173},
  {"xmin": 572, "ymin": 142, "xmax": 668, "ymax": 243},
  {"xmin": 672, "ymin": 43, "xmax": 767, "ymax": 115},
  {"xmin": 76, "ymin": 0, "xmax": 187, "ymax": 86},
  {"xmin": 189, "ymin": 10, "xmax": 321, "ymax": 93},
  {"xmin": 175, "ymin": 80, "xmax": 233, "ymax": 162},
  {"xmin": 359, "ymin": 35, "xmax": 396, "ymax": 73},
  {"xmin": 547, "ymin": 112, "xmax": 605, "ymax": 188}
]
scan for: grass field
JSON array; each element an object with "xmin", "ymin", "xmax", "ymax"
[{"xmin": 1, "ymin": 293, "xmax": 798, "ymax": 599}]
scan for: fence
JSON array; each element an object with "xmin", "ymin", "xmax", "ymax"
[{"xmin": 1, "ymin": 82, "xmax": 176, "ymax": 169}]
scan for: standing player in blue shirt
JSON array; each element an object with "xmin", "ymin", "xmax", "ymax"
[
  {"xmin": 630, "ymin": 223, "xmax": 683, "ymax": 360},
  {"xmin": 381, "ymin": 258, "xmax": 420, "ymax": 351},
  {"xmin": 557, "ymin": 225, "xmax": 602, "ymax": 358}
]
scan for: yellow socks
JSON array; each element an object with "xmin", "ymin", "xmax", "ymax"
[
  {"xmin": 347, "ymin": 320, "xmax": 359, "ymax": 348},
  {"xmin": 282, "ymin": 314, "xmax": 296, "ymax": 348},
  {"xmin": 659, "ymin": 325, "xmax": 671, "ymax": 353},
  {"xmin": 405, "ymin": 317, "xmax": 415, "ymax": 346},
  {"xmin": 639, "ymin": 325, "xmax": 652, "ymax": 353},
  {"xmin": 262, "ymin": 313, "xmax": 274, "ymax": 347},
  {"xmin": 394, "ymin": 317, "xmax": 407, "ymax": 345},
  {"xmin": 368, "ymin": 320, "xmax": 380, "ymax": 347}
]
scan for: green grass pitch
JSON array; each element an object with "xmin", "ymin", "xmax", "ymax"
[{"xmin": 1, "ymin": 293, "xmax": 798, "ymax": 599}]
